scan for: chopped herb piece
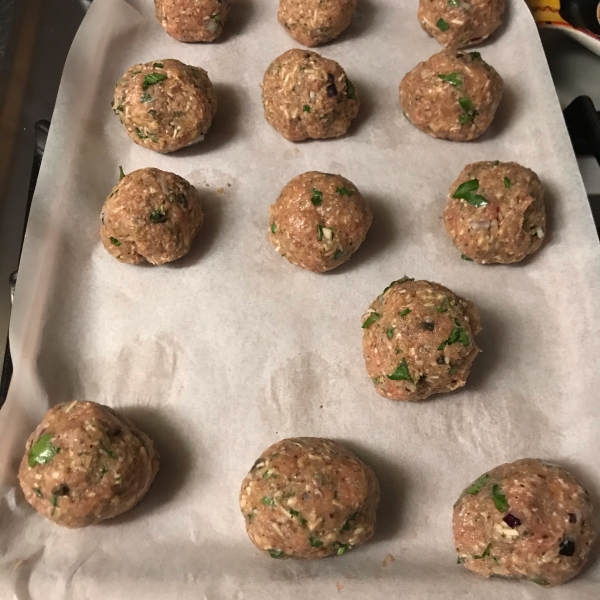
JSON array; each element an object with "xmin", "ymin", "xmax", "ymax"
[
  {"xmin": 504, "ymin": 177, "xmax": 512, "ymax": 188},
  {"xmin": 474, "ymin": 543, "xmax": 491, "ymax": 559},
  {"xmin": 302, "ymin": 104, "xmax": 312, "ymax": 113},
  {"xmin": 437, "ymin": 298, "xmax": 449, "ymax": 313},
  {"xmin": 116, "ymin": 105, "xmax": 124, "ymax": 111},
  {"xmin": 436, "ymin": 17, "xmax": 450, "ymax": 31},
  {"xmin": 400, "ymin": 308, "xmax": 411, "ymax": 317},
  {"xmin": 270, "ymin": 223, "xmax": 276, "ymax": 233},
  {"xmin": 309, "ymin": 536, "xmax": 323, "ymax": 548},
  {"xmin": 28, "ymin": 433, "xmax": 60, "ymax": 468},
  {"xmin": 342, "ymin": 512, "xmax": 358, "ymax": 531},
  {"xmin": 262, "ymin": 496, "xmax": 276, "ymax": 507},
  {"xmin": 491, "ymin": 484, "xmax": 509, "ymax": 512},
  {"xmin": 531, "ymin": 577, "xmax": 549, "ymax": 586},
  {"xmin": 131, "ymin": 70, "xmax": 141, "ymax": 75},
  {"xmin": 387, "ymin": 358, "xmax": 412, "ymax": 382},
  {"xmin": 466, "ymin": 473, "xmax": 489, "ymax": 495},
  {"xmin": 334, "ymin": 249, "xmax": 344, "ymax": 261},
  {"xmin": 559, "ymin": 538, "xmax": 575, "ymax": 556},
  {"xmin": 311, "ymin": 188, "xmax": 323, "ymax": 206},
  {"xmin": 149, "ymin": 209, "xmax": 167, "ymax": 224},
  {"xmin": 383, "ymin": 276, "xmax": 414, "ymax": 295},
  {"xmin": 503, "ymin": 513, "xmax": 522, "ymax": 528},
  {"xmin": 100, "ymin": 443, "xmax": 117, "ymax": 459},
  {"xmin": 51, "ymin": 494, "xmax": 58, "ymax": 507},
  {"xmin": 448, "ymin": 0, "xmax": 460, "ymax": 5},
  {"xmin": 140, "ymin": 93, "xmax": 154, "ymax": 103},
  {"xmin": 317, "ymin": 224, "xmax": 324, "ymax": 241},
  {"xmin": 493, "ymin": 160, "xmax": 500, "ymax": 166},
  {"xmin": 212, "ymin": 12, "xmax": 221, "ymax": 22},
  {"xmin": 336, "ymin": 187, "xmax": 354, "ymax": 196},
  {"xmin": 142, "ymin": 72, "xmax": 167, "ymax": 90},
  {"xmin": 119, "ymin": 166, "xmax": 125, "ymax": 180},
  {"xmin": 289, "ymin": 509, "xmax": 306, "ymax": 525},
  {"xmin": 262, "ymin": 470, "xmax": 270, "ymax": 479},
  {"xmin": 346, "ymin": 79, "xmax": 356, "ymax": 99},
  {"xmin": 337, "ymin": 544, "xmax": 349, "ymax": 556},
  {"xmin": 438, "ymin": 320, "xmax": 469, "ymax": 350},
  {"xmin": 362, "ymin": 312, "xmax": 381, "ymax": 329},
  {"xmin": 136, "ymin": 127, "xmax": 148, "ymax": 139},
  {"xmin": 109, "ymin": 237, "xmax": 121, "ymax": 247},
  {"xmin": 153, "ymin": 62, "xmax": 164, "ymax": 68},
  {"xmin": 457, "ymin": 556, "xmax": 465, "ymax": 564},
  {"xmin": 267, "ymin": 549, "xmax": 285, "ymax": 559},
  {"xmin": 470, "ymin": 52, "xmax": 482, "ymax": 60},
  {"xmin": 438, "ymin": 72, "xmax": 463, "ymax": 87},
  {"xmin": 458, "ymin": 97, "xmax": 478, "ymax": 125},
  {"xmin": 387, "ymin": 327, "xmax": 395, "ymax": 339},
  {"xmin": 33, "ymin": 487, "xmax": 43, "ymax": 498},
  {"xmin": 452, "ymin": 179, "xmax": 488, "ymax": 207},
  {"xmin": 461, "ymin": 254, "xmax": 473, "ymax": 261},
  {"xmin": 449, "ymin": 365, "xmax": 459, "ymax": 375}
]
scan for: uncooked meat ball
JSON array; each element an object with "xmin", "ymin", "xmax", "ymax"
[
  {"xmin": 113, "ymin": 59, "xmax": 217, "ymax": 153},
  {"xmin": 362, "ymin": 278, "xmax": 481, "ymax": 401},
  {"xmin": 18, "ymin": 401, "xmax": 159, "ymax": 528},
  {"xmin": 444, "ymin": 161, "xmax": 546, "ymax": 264},
  {"xmin": 278, "ymin": 0, "xmax": 357, "ymax": 47},
  {"xmin": 239, "ymin": 438, "xmax": 380, "ymax": 559},
  {"xmin": 400, "ymin": 50, "xmax": 503, "ymax": 142},
  {"xmin": 100, "ymin": 167, "xmax": 203, "ymax": 265},
  {"xmin": 155, "ymin": 0, "xmax": 232, "ymax": 42},
  {"xmin": 268, "ymin": 171, "xmax": 372, "ymax": 272},
  {"xmin": 262, "ymin": 49, "xmax": 360, "ymax": 141},
  {"xmin": 418, "ymin": 0, "xmax": 506, "ymax": 49},
  {"xmin": 453, "ymin": 459, "xmax": 597, "ymax": 587}
]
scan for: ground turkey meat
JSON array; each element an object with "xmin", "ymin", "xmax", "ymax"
[
  {"xmin": 239, "ymin": 438, "xmax": 380, "ymax": 559},
  {"xmin": 262, "ymin": 49, "xmax": 359, "ymax": 141},
  {"xmin": 453, "ymin": 459, "xmax": 596, "ymax": 587},
  {"xmin": 418, "ymin": 0, "xmax": 506, "ymax": 49},
  {"xmin": 362, "ymin": 278, "xmax": 481, "ymax": 401},
  {"xmin": 278, "ymin": 0, "xmax": 357, "ymax": 46},
  {"xmin": 18, "ymin": 401, "xmax": 159, "ymax": 528},
  {"xmin": 113, "ymin": 59, "xmax": 217, "ymax": 153},
  {"xmin": 400, "ymin": 50, "xmax": 503, "ymax": 141},
  {"xmin": 268, "ymin": 171, "xmax": 372, "ymax": 272},
  {"xmin": 155, "ymin": 0, "xmax": 232, "ymax": 42},
  {"xmin": 444, "ymin": 161, "xmax": 546, "ymax": 264},
  {"xmin": 100, "ymin": 167, "xmax": 203, "ymax": 265}
]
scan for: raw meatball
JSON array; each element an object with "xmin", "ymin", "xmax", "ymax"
[
  {"xmin": 444, "ymin": 161, "xmax": 546, "ymax": 264},
  {"xmin": 100, "ymin": 167, "xmax": 203, "ymax": 265},
  {"xmin": 278, "ymin": 0, "xmax": 357, "ymax": 47},
  {"xmin": 262, "ymin": 49, "xmax": 359, "ymax": 141},
  {"xmin": 155, "ymin": 0, "xmax": 232, "ymax": 42},
  {"xmin": 113, "ymin": 59, "xmax": 217, "ymax": 153},
  {"xmin": 453, "ymin": 459, "xmax": 596, "ymax": 587},
  {"xmin": 418, "ymin": 0, "xmax": 506, "ymax": 49},
  {"xmin": 18, "ymin": 401, "xmax": 159, "ymax": 528},
  {"xmin": 400, "ymin": 50, "xmax": 503, "ymax": 142},
  {"xmin": 362, "ymin": 278, "xmax": 481, "ymax": 401},
  {"xmin": 268, "ymin": 171, "xmax": 372, "ymax": 272},
  {"xmin": 239, "ymin": 438, "xmax": 380, "ymax": 559}
]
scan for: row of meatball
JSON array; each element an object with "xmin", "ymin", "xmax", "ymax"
[
  {"xmin": 111, "ymin": 47, "xmax": 504, "ymax": 155},
  {"xmin": 156, "ymin": 0, "xmax": 507, "ymax": 50},
  {"xmin": 18, "ymin": 402, "xmax": 596, "ymax": 588},
  {"xmin": 100, "ymin": 160, "xmax": 546, "ymax": 269}
]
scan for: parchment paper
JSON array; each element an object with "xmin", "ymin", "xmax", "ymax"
[{"xmin": 1, "ymin": 0, "xmax": 599, "ymax": 597}]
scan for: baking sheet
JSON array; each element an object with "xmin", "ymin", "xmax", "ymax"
[{"xmin": 1, "ymin": 0, "xmax": 600, "ymax": 597}]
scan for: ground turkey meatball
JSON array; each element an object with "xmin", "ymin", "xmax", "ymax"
[
  {"xmin": 453, "ymin": 459, "xmax": 597, "ymax": 587},
  {"xmin": 18, "ymin": 401, "xmax": 159, "ymax": 528},
  {"xmin": 444, "ymin": 161, "xmax": 546, "ymax": 264},
  {"xmin": 100, "ymin": 167, "xmax": 203, "ymax": 265},
  {"xmin": 239, "ymin": 438, "xmax": 380, "ymax": 559},
  {"xmin": 418, "ymin": 0, "xmax": 506, "ymax": 49},
  {"xmin": 278, "ymin": 0, "xmax": 357, "ymax": 47},
  {"xmin": 400, "ymin": 50, "xmax": 503, "ymax": 142},
  {"xmin": 155, "ymin": 0, "xmax": 232, "ymax": 42},
  {"xmin": 362, "ymin": 278, "xmax": 481, "ymax": 401},
  {"xmin": 262, "ymin": 49, "xmax": 359, "ymax": 142},
  {"xmin": 269, "ymin": 172, "xmax": 372, "ymax": 272},
  {"xmin": 113, "ymin": 59, "xmax": 217, "ymax": 153}
]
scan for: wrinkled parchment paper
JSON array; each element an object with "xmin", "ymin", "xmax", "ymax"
[{"xmin": 1, "ymin": 0, "xmax": 600, "ymax": 597}]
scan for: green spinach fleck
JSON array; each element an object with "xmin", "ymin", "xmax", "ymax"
[
  {"xmin": 387, "ymin": 327, "xmax": 395, "ymax": 339},
  {"xmin": 309, "ymin": 536, "xmax": 323, "ymax": 548},
  {"xmin": 461, "ymin": 254, "xmax": 473, "ymax": 261},
  {"xmin": 438, "ymin": 319, "xmax": 469, "ymax": 350},
  {"xmin": 383, "ymin": 276, "xmax": 413, "ymax": 295},
  {"xmin": 458, "ymin": 97, "xmax": 478, "ymax": 125},
  {"xmin": 531, "ymin": 577, "xmax": 550, "ymax": 586},
  {"xmin": 267, "ymin": 548, "xmax": 285, "ymax": 559},
  {"xmin": 473, "ymin": 543, "xmax": 491, "ymax": 559},
  {"xmin": 336, "ymin": 187, "xmax": 354, "ymax": 196},
  {"xmin": 153, "ymin": 62, "xmax": 164, "ymax": 68},
  {"xmin": 504, "ymin": 177, "xmax": 512, "ymax": 188},
  {"xmin": 119, "ymin": 166, "xmax": 125, "ymax": 181},
  {"xmin": 337, "ymin": 544, "xmax": 349, "ymax": 556},
  {"xmin": 491, "ymin": 484, "xmax": 509, "ymax": 512},
  {"xmin": 467, "ymin": 473, "xmax": 489, "ymax": 495},
  {"xmin": 334, "ymin": 249, "xmax": 344, "ymax": 261},
  {"xmin": 362, "ymin": 312, "xmax": 381, "ymax": 329},
  {"xmin": 341, "ymin": 512, "xmax": 358, "ymax": 532},
  {"xmin": 437, "ymin": 298, "xmax": 450, "ymax": 313},
  {"xmin": 400, "ymin": 308, "xmax": 411, "ymax": 317},
  {"xmin": 346, "ymin": 79, "xmax": 356, "ymax": 100},
  {"xmin": 438, "ymin": 72, "xmax": 463, "ymax": 87},
  {"xmin": 140, "ymin": 93, "xmax": 154, "ymax": 103},
  {"xmin": 387, "ymin": 358, "xmax": 412, "ymax": 382},
  {"xmin": 28, "ymin": 433, "xmax": 60, "ymax": 468},
  {"xmin": 448, "ymin": 0, "xmax": 460, "ymax": 5},
  {"xmin": 149, "ymin": 209, "xmax": 167, "ymax": 224},
  {"xmin": 311, "ymin": 188, "xmax": 323, "ymax": 206},
  {"xmin": 452, "ymin": 178, "xmax": 488, "ymax": 207},
  {"xmin": 436, "ymin": 18, "xmax": 450, "ymax": 31},
  {"xmin": 289, "ymin": 509, "xmax": 306, "ymax": 525},
  {"xmin": 262, "ymin": 496, "xmax": 276, "ymax": 507},
  {"xmin": 270, "ymin": 223, "xmax": 276, "ymax": 233},
  {"xmin": 109, "ymin": 237, "xmax": 121, "ymax": 247},
  {"xmin": 142, "ymin": 72, "xmax": 167, "ymax": 91}
]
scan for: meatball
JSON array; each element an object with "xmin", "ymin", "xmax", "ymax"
[
  {"xmin": 100, "ymin": 167, "xmax": 203, "ymax": 265},
  {"xmin": 18, "ymin": 401, "xmax": 159, "ymax": 528},
  {"xmin": 239, "ymin": 438, "xmax": 380, "ymax": 559},
  {"xmin": 113, "ymin": 59, "xmax": 217, "ymax": 153},
  {"xmin": 453, "ymin": 459, "xmax": 597, "ymax": 587},
  {"xmin": 262, "ymin": 49, "xmax": 359, "ymax": 142},
  {"xmin": 278, "ymin": 0, "xmax": 357, "ymax": 47},
  {"xmin": 418, "ymin": 0, "xmax": 506, "ymax": 49},
  {"xmin": 268, "ymin": 172, "xmax": 372, "ymax": 272},
  {"xmin": 362, "ymin": 278, "xmax": 481, "ymax": 401},
  {"xmin": 155, "ymin": 0, "xmax": 232, "ymax": 42},
  {"xmin": 444, "ymin": 161, "xmax": 546, "ymax": 264},
  {"xmin": 400, "ymin": 50, "xmax": 503, "ymax": 142}
]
